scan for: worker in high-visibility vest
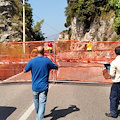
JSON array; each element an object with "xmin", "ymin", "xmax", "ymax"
[
  {"xmin": 87, "ymin": 41, "xmax": 92, "ymax": 51},
  {"xmin": 48, "ymin": 42, "xmax": 52, "ymax": 53}
]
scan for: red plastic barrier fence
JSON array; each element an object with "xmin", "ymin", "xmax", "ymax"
[{"xmin": 0, "ymin": 41, "xmax": 119, "ymax": 83}]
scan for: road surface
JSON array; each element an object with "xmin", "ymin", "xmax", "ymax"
[{"xmin": 0, "ymin": 82, "xmax": 120, "ymax": 120}]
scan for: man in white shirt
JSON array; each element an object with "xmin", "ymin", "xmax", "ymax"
[{"xmin": 105, "ymin": 46, "xmax": 120, "ymax": 118}]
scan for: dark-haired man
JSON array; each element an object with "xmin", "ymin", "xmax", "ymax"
[
  {"xmin": 105, "ymin": 46, "xmax": 120, "ymax": 118},
  {"xmin": 23, "ymin": 46, "xmax": 58, "ymax": 120}
]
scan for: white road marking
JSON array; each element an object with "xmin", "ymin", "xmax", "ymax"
[
  {"xmin": 18, "ymin": 103, "xmax": 34, "ymax": 120},
  {"xmin": 18, "ymin": 86, "xmax": 51, "ymax": 120},
  {"xmin": 3, "ymin": 72, "xmax": 23, "ymax": 82}
]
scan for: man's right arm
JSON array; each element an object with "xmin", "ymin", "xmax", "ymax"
[{"xmin": 49, "ymin": 60, "xmax": 58, "ymax": 70}]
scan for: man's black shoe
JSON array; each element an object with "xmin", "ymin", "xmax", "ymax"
[
  {"xmin": 105, "ymin": 113, "xmax": 117, "ymax": 118},
  {"xmin": 105, "ymin": 113, "xmax": 112, "ymax": 117}
]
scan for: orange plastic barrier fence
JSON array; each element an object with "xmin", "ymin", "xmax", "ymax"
[{"xmin": 0, "ymin": 41, "xmax": 120, "ymax": 83}]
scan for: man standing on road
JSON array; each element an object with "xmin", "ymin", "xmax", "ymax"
[
  {"xmin": 23, "ymin": 46, "xmax": 58, "ymax": 120},
  {"xmin": 105, "ymin": 46, "xmax": 120, "ymax": 118}
]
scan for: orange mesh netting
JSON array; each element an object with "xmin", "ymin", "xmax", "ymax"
[{"xmin": 0, "ymin": 41, "xmax": 119, "ymax": 83}]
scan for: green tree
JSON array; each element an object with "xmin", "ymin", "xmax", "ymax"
[
  {"xmin": 7, "ymin": 0, "xmax": 45, "ymax": 41},
  {"xmin": 109, "ymin": 0, "xmax": 120, "ymax": 34},
  {"xmin": 10, "ymin": 0, "xmax": 34, "ymax": 41},
  {"xmin": 65, "ymin": 0, "xmax": 120, "ymax": 35},
  {"xmin": 17, "ymin": 0, "xmax": 34, "ymax": 41},
  {"xmin": 33, "ymin": 20, "xmax": 45, "ymax": 41},
  {"xmin": 65, "ymin": 0, "xmax": 98, "ymax": 28}
]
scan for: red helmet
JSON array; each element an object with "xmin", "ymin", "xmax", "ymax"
[{"xmin": 48, "ymin": 42, "xmax": 52, "ymax": 47}]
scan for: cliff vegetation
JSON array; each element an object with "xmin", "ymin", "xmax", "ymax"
[
  {"xmin": 0, "ymin": 0, "xmax": 45, "ymax": 42},
  {"xmin": 58, "ymin": 0, "xmax": 120, "ymax": 41}
]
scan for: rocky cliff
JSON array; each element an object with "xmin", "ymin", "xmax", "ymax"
[
  {"xmin": 58, "ymin": 12, "xmax": 120, "ymax": 41},
  {"xmin": 70, "ymin": 17, "xmax": 119, "ymax": 41},
  {"xmin": 0, "ymin": 0, "xmax": 24, "ymax": 42}
]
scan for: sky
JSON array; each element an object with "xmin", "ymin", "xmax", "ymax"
[{"xmin": 28, "ymin": 0, "xmax": 68, "ymax": 41}]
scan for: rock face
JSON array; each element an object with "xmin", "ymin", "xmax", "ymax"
[
  {"xmin": 0, "ymin": 0, "xmax": 23, "ymax": 42},
  {"xmin": 58, "ymin": 31, "xmax": 69, "ymax": 40},
  {"xmin": 71, "ymin": 17, "xmax": 118, "ymax": 41},
  {"xmin": 58, "ymin": 16, "xmax": 120, "ymax": 41}
]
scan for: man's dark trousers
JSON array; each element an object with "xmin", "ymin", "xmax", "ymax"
[{"xmin": 110, "ymin": 83, "xmax": 120, "ymax": 118}]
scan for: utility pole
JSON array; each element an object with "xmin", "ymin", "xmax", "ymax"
[{"xmin": 23, "ymin": 0, "xmax": 25, "ymax": 53}]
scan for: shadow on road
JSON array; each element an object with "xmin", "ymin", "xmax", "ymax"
[
  {"xmin": 44, "ymin": 105, "xmax": 80, "ymax": 120},
  {"xmin": 0, "ymin": 106, "xmax": 17, "ymax": 120}
]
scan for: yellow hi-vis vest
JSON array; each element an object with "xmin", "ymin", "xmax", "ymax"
[
  {"xmin": 87, "ymin": 43, "xmax": 92, "ymax": 51},
  {"xmin": 48, "ymin": 47, "xmax": 52, "ymax": 50}
]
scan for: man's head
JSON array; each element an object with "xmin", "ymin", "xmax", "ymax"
[
  {"xmin": 115, "ymin": 46, "xmax": 120, "ymax": 55},
  {"xmin": 37, "ymin": 46, "xmax": 44, "ymax": 56}
]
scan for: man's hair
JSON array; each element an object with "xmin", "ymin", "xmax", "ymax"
[
  {"xmin": 115, "ymin": 46, "xmax": 120, "ymax": 55},
  {"xmin": 37, "ymin": 46, "xmax": 44, "ymax": 55}
]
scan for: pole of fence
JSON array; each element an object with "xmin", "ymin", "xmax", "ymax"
[
  {"xmin": 54, "ymin": 39, "xmax": 56, "ymax": 63},
  {"xmin": 23, "ymin": 0, "xmax": 25, "ymax": 54},
  {"xmin": 53, "ymin": 39, "xmax": 56, "ymax": 83}
]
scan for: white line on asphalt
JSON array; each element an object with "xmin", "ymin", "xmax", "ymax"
[
  {"xmin": 3, "ymin": 72, "xmax": 23, "ymax": 81},
  {"xmin": 18, "ymin": 103, "xmax": 34, "ymax": 120},
  {"xmin": 18, "ymin": 86, "xmax": 51, "ymax": 120}
]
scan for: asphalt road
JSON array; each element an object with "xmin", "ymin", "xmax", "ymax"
[
  {"xmin": 0, "ymin": 82, "xmax": 120, "ymax": 120},
  {"xmin": 0, "ymin": 83, "xmax": 33, "ymax": 120}
]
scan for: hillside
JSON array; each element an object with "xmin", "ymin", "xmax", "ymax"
[
  {"xmin": 58, "ymin": 0, "xmax": 120, "ymax": 41},
  {"xmin": 0, "ymin": 0, "xmax": 34, "ymax": 42}
]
